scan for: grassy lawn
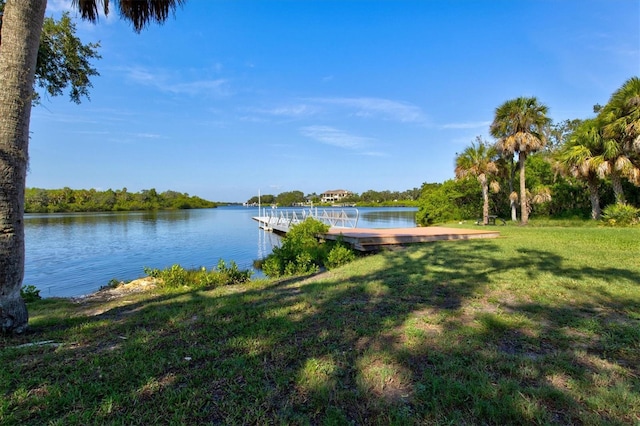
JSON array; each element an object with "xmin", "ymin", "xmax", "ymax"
[{"xmin": 1, "ymin": 224, "xmax": 639, "ymax": 424}]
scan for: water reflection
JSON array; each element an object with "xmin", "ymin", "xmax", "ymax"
[{"xmin": 358, "ymin": 208, "xmax": 417, "ymax": 227}]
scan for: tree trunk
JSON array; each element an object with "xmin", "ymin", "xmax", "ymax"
[
  {"xmin": 586, "ymin": 175, "xmax": 601, "ymax": 220},
  {"xmin": 509, "ymin": 157, "xmax": 517, "ymax": 221},
  {"xmin": 519, "ymin": 151, "xmax": 529, "ymax": 224},
  {"xmin": 0, "ymin": 0, "xmax": 47, "ymax": 334},
  {"xmin": 481, "ymin": 181, "xmax": 489, "ymax": 225},
  {"xmin": 611, "ymin": 171, "xmax": 626, "ymax": 205}
]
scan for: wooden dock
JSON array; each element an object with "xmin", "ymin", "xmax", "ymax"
[
  {"xmin": 322, "ymin": 226, "xmax": 500, "ymax": 251},
  {"xmin": 253, "ymin": 214, "xmax": 500, "ymax": 251}
]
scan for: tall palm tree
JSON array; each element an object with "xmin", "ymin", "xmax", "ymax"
[
  {"xmin": 0, "ymin": 0, "xmax": 185, "ymax": 334},
  {"xmin": 0, "ymin": 0, "xmax": 46, "ymax": 335},
  {"xmin": 455, "ymin": 137, "xmax": 499, "ymax": 225},
  {"xmin": 490, "ymin": 97, "xmax": 550, "ymax": 224},
  {"xmin": 495, "ymin": 153, "xmax": 518, "ymax": 222},
  {"xmin": 593, "ymin": 136, "xmax": 637, "ymax": 204},
  {"xmin": 601, "ymin": 77, "xmax": 640, "ymax": 156},
  {"xmin": 596, "ymin": 76, "xmax": 640, "ymax": 196},
  {"xmin": 556, "ymin": 119, "xmax": 603, "ymax": 219}
]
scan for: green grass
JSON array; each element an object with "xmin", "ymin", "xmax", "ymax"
[{"xmin": 1, "ymin": 225, "xmax": 639, "ymax": 424}]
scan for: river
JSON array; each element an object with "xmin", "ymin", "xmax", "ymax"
[{"xmin": 24, "ymin": 206, "xmax": 417, "ymax": 298}]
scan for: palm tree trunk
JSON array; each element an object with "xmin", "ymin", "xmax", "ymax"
[
  {"xmin": 510, "ymin": 196, "xmax": 517, "ymax": 222},
  {"xmin": 611, "ymin": 171, "xmax": 626, "ymax": 205},
  {"xmin": 586, "ymin": 175, "xmax": 601, "ymax": 220},
  {"xmin": 509, "ymin": 157, "xmax": 517, "ymax": 221},
  {"xmin": 0, "ymin": 0, "xmax": 47, "ymax": 334},
  {"xmin": 519, "ymin": 151, "xmax": 529, "ymax": 224},
  {"xmin": 481, "ymin": 182, "xmax": 490, "ymax": 225}
]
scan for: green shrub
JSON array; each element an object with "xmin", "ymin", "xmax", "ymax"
[
  {"xmin": 602, "ymin": 203, "xmax": 639, "ymax": 226},
  {"xmin": 215, "ymin": 259, "xmax": 252, "ymax": 284},
  {"xmin": 261, "ymin": 255, "xmax": 284, "ymax": 278},
  {"xmin": 260, "ymin": 219, "xmax": 360, "ymax": 277},
  {"xmin": 326, "ymin": 244, "xmax": 356, "ymax": 269},
  {"xmin": 20, "ymin": 285, "xmax": 41, "ymax": 303},
  {"xmin": 261, "ymin": 218, "xmax": 331, "ymax": 278}
]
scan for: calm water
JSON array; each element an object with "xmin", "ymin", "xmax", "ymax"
[{"xmin": 25, "ymin": 206, "xmax": 417, "ymax": 298}]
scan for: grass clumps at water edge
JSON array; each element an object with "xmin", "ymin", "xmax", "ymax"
[
  {"xmin": 143, "ymin": 259, "xmax": 252, "ymax": 289},
  {"xmin": 1, "ymin": 225, "xmax": 639, "ymax": 424}
]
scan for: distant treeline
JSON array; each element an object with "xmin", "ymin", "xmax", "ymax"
[
  {"xmin": 246, "ymin": 188, "xmax": 423, "ymax": 207},
  {"xmin": 25, "ymin": 187, "xmax": 217, "ymax": 213}
]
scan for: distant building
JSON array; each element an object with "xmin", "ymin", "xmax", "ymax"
[{"xmin": 321, "ymin": 189, "xmax": 353, "ymax": 203}]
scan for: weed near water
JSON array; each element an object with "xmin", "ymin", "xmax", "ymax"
[{"xmin": 1, "ymin": 225, "xmax": 639, "ymax": 424}]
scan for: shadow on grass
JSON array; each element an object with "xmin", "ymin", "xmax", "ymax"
[{"xmin": 1, "ymin": 237, "xmax": 639, "ymax": 424}]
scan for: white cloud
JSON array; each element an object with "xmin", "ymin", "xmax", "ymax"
[
  {"xmin": 251, "ymin": 104, "xmax": 319, "ymax": 118},
  {"xmin": 131, "ymin": 133, "xmax": 165, "ymax": 139},
  {"xmin": 120, "ymin": 66, "xmax": 230, "ymax": 97},
  {"xmin": 309, "ymin": 97, "xmax": 427, "ymax": 124},
  {"xmin": 440, "ymin": 120, "xmax": 491, "ymax": 130},
  {"xmin": 300, "ymin": 125, "xmax": 373, "ymax": 150},
  {"xmin": 359, "ymin": 151, "xmax": 387, "ymax": 157},
  {"xmin": 167, "ymin": 79, "xmax": 230, "ymax": 97},
  {"xmin": 46, "ymin": 0, "xmax": 73, "ymax": 13}
]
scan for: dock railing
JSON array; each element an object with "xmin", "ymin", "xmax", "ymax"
[{"xmin": 256, "ymin": 207, "xmax": 359, "ymax": 232}]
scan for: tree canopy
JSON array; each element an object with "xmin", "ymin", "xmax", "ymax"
[{"xmin": 0, "ymin": 1, "xmax": 101, "ymax": 104}]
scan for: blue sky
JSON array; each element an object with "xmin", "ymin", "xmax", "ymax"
[{"xmin": 28, "ymin": 0, "xmax": 639, "ymax": 202}]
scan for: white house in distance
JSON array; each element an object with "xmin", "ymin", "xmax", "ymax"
[{"xmin": 321, "ymin": 189, "xmax": 353, "ymax": 203}]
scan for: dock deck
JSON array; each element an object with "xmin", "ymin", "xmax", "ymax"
[
  {"xmin": 253, "ymin": 215, "xmax": 500, "ymax": 251},
  {"xmin": 322, "ymin": 226, "xmax": 500, "ymax": 251}
]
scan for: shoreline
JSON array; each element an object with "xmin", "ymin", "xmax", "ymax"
[{"xmin": 69, "ymin": 277, "xmax": 158, "ymax": 304}]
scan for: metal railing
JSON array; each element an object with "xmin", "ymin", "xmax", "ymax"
[{"xmin": 258, "ymin": 207, "xmax": 359, "ymax": 230}]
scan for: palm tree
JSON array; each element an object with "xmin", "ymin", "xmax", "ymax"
[
  {"xmin": 601, "ymin": 77, "xmax": 640, "ymax": 156},
  {"xmin": 490, "ymin": 97, "xmax": 550, "ymax": 224},
  {"xmin": 593, "ymin": 136, "xmax": 637, "ymax": 204},
  {"xmin": 455, "ymin": 137, "xmax": 500, "ymax": 225},
  {"xmin": 596, "ymin": 77, "xmax": 640, "ymax": 197},
  {"xmin": 0, "ymin": 0, "xmax": 185, "ymax": 334},
  {"xmin": 556, "ymin": 119, "xmax": 603, "ymax": 219},
  {"xmin": 0, "ymin": 0, "xmax": 46, "ymax": 335},
  {"xmin": 495, "ymin": 153, "xmax": 518, "ymax": 222}
]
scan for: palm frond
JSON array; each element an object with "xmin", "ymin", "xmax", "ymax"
[{"xmin": 72, "ymin": 0, "xmax": 185, "ymax": 32}]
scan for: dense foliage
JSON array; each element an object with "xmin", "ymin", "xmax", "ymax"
[
  {"xmin": 261, "ymin": 218, "xmax": 357, "ymax": 278},
  {"xmin": 35, "ymin": 12, "xmax": 100, "ymax": 104},
  {"xmin": 0, "ymin": 2, "xmax": 101, "ymax": 104},
  {"xmin": 24, "ymin": 187, "xmax": 217, "ymax": 213}
]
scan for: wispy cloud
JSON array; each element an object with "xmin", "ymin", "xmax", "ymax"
[
  {"xmin": 300, "ymin": 126, "xmax": 373, "ymax": 150},
  {"xmin": 249, "ymin": 104, "xmax": 319, "ymax": 119},
  {"xmin": 167, "ymin": 79, "xmax": 229, "ymax": 97},
  {"xmin": 440, "ymin": 120, "xmax": 491, "ymax": 130},
  {"xmin": 46, "ymin": 0, "xmax": 73, "ymax": 13},
  {"xmin": 359, "ymin": 151, "xmax": 387, "ymax": 157},
  {"xmin": 130, "ymin": 133, "xmax": 165, "ymax": 139},
  {"xmin": 243, "ymin": 96, "xmax": 427, "ymax": 125},
  {"xmin": 120, "ymin": 66, "xmax": 230, "ymax": 97},
  {"xmin": 309, "ymin": 97, "xmax": 427, "ymax": 124}
]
